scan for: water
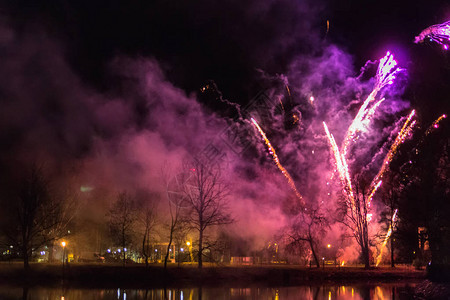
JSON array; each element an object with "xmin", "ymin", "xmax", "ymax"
[{"xmin": 0, "ymin": 283, "xmax": 417, "ymax": 300}]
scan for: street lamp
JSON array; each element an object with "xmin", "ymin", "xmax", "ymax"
[
  {"xmin": 61, "ymin": 241, "xmax": 67, "ymax": 276},
  {"xmin": 186, "ymin": 241, "xmax": 193, "ymax": 262},
  {"xmin": 61, "ymin": 241, "xmax": 66, "ymax": 262}
]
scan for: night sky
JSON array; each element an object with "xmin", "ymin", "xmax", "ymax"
[
  {"xmin": 3, "ymin": 0, "xmax": 450, "ymax": 104},
  {"xmin": 0, "ymin": 0, "xmax": 449, "ymax": 253}
]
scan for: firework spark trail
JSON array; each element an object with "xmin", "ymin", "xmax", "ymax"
[
  {"xmin": 324, "ymin": 53, "xmax": 404, "ymax": 216},
  {"xmin": 367, "ymin": 180, "xmax": 382, "ymax": 210},
  {"xmin": 341, "ymin": 52, "xmax": 401, "ymax": 157},
  {"xmin": 375, "ymin": 209, "xmax": 398, "ymax": 266},
  {"xmin": 369, "ymin": 110, "xmax": 416, "ymax": 196},
  {"xmin": 415, "ymin": 20, "xmax": 450, "ymax": 50},
  {"xmin": 323, "ymin": 122, "xmax": 354, "ymax": 202},
  {"xmin": 363, "ymin": 99, "xmax": 385, "ymax": 128},
  {"xmin": 285, "ymin": 85, "xmax": 291, "ymax": 98},
  {"xmin": 372, "ymin": 113, "xmax": 443, "ymax": 266},
  {"xmin": 251, "ymin": 118, "xmax": 304, "ymax": 204},
  {"xmin": 323, "ymin": 53, "xmax": 416, "ymax": 263},
  {"xmin": 426, "ymin": 114, "xmax": 447, "ymax": 136}
]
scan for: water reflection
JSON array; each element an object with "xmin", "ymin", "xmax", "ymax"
[{"xmin": 0, "ymin": 283, "xmax": 415, "ymax": 300}]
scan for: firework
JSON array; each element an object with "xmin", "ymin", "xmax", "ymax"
[
  {"xmin": 366, "ymin": 180, "xmax": 382, "ymax": 210},
  {"xmin": 415, "ymin": 20, "xmax": 450, "ymax": 50},
  {"xmin": 323, "ymin": 122, "xmax": 354, "ymax": 202},
  {"xmin": 251, "ymin": 118, "xmax": 304, "ymax": 204},
  {"xmin": 425, "ymin": 114, "xmax": 447, "ymax": 136},
  {"xmin": 375, "ymin": 209, "xmax": 398, "ymax": 266},
  {"xmin": 323, "ymin": 52, "xmax": 416, "ymax": 266},
  {"xmin": 370, "ymin": 110, "xmax": 416, "ymax": 191},
  {"xmin": 325, "ymin": 52, "xmax": 405, "ymax": 208},
  {"xmin": 285, "ymin": 85, "xmax": 292, "ymax": 98},
  {"xmin": 341, "ymin": 52, "xmax": 401, "ymax": 157}
]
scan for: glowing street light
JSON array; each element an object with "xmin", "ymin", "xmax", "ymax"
[
  {"xmin": 327, "ymin": 244, "xmax": 331, "ymax": 248},
  {"xmin": 186, "ymin": 241, "xmax": 193, "ymax": 262},
  {"xmin": 61, "ymin": 241, "xmax": 67, "ymax": 275}
]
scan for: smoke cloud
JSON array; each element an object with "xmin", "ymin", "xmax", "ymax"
[{"xmin": 0, "ymin": 0, "xmax": 415, "ymax": 263}]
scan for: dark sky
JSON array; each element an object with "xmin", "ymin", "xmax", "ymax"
[{"xmin": 3, "ymin": 0, "xmax": 450, "ymax": 107}]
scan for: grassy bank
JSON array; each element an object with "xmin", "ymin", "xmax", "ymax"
[{"xmin": 0, "ymin": 263, "xmax": 426, "ymax": 288}]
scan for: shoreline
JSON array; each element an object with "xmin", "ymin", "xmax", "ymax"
[{"xmin": 0, "ymin": 263, "xmax": 426, "ymax": 289}]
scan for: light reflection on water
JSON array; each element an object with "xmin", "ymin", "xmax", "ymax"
[{"xmin": 0, "ymin": 283, "xmax": 416, "ymax": 300}]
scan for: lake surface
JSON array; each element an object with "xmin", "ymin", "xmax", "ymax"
[{"xmin": 0, "ymin": 283, "xmax": 417, "ymax": 300}]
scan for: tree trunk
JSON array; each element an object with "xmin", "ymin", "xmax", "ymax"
[
  {"xmin": 390, "ymin": 208, "xmax": 395, "ymax": 268},
  {"xmin": 23, "ymin": 253, "xmax": 30, "ymax": 270},
  {"xmin": 309, "ymin": 239, "xmax": 320, "ymax": 268},
  {"xmin": 198, "ymin": 229, "xmax": 203, "ymax": 269},
  {"xmin": 22, "ymin": 245, "xmax": 30, "ymax": 270},
  {"xmin": 164, "ymin": 229, "xmax": 173, "ymax": 270},
  {"xmin": 123, "ymin": 247, "xmax": 126, "ymax": 267},
  {"xmin": 363, "ymin": 244, "xmax": 370, "ymax": 269},
  {"xmin": 142, "ymin": 230, "xmax": 149, "ymax": 267}
]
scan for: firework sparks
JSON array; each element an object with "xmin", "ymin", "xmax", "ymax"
[
  {"xmin": 415, "ymin": 20, "xmax": 450, "ymax": 50},
  {"xmin": 373, "ymin": 113, "xmax": 443, "ymax": 267},
  {"xmin": 341, "ymin": 52, "xmax": 401, "ymax": 157},
  {"xmin": 323, "ymin": 52, "xmax": 416, "ymax": 265},
  {"xmin": 375, "ymin": 209, "xmax": 398, "ymax": 266},
  {"xmin": 279, "ymin": 98, "xmax": 285, "ymax": 113},
  {"xmin": 363, "ymin": 99, "xmax": 385, "ymax": 128},
  {"xmin": 426, "ymin": 114, "xmax": 447, "ymax": 135},
  {"xmin": 285, "ymin": 85, "xmax": 291, "ymax": 98},
  {"xmin": 370, "ymin": 110, "xmax": 416, "ymax": 191},
  {"xmin": 323, "ymin": 122, "xmax": 354, "ymax": 202},
  {"xmin": 251, "ymin": 118, "xmax": 304, "ymax": 204},
  {"xmin": 366, "ymin": 180, "xmax": 382, "ymax": 210},
  {"xmin": 325, "ymin": 53, "xmax": 405, "ymax": 211}
]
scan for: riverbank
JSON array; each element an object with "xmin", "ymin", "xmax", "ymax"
[{"xmin": 0, "ymin": 263, "xmax": 426, "ymax": 288}]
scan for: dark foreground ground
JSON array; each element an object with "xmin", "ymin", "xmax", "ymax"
[{"xmin": 0, "ymin": 263, "xmax": 426, "ymax": 288}]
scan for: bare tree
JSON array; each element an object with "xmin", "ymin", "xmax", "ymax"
[
  {"xmin": 173, "ymin": 224, "xmax": 190, "ymax": 266},
  {"xmin": 138, "ymin": 199, "xmax": 157, "ymax": 267},
  {"xmin": 163, "ymin": 194, "xmax": 184, "ymax": 269},
  {"xmin": 163, "ymin": 164, "xmax": 189, "ymax": 270},
  {"xmin": 4, "ymin": 166, "xmax": 74, "ymax": 269},
  {"xmin": 108, "ymin": 192, "xmax": 137, "ymax": 266},
  {"xmin": 337, "ymin": 177, "xmax": 371, "ymax": 269},
  {"xmin": 286, "ymin": 208, "xmax": 328, "ymax": 268},
  {"xmin": 183, "ymin": 159, "xmax": 233, "ymax": 268}
]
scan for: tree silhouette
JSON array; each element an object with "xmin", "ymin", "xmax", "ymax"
[
  {"xmin": 286, "ymin": 208, "xmax": 328, "ymax": 268},
  {"xmin": 337, "ymin": 177, "xmax": 372, "ymax": 269},
  {"xmin": 4, "ymin": 166, "xmax": 74, "ymax": 269},
  {"xmin": 183, "ymin": 160, "xmax": 233, "ymax": 268},
  {"xmin": 109, "ymin": 192, "xmax": 137, "ymax": 266}
]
